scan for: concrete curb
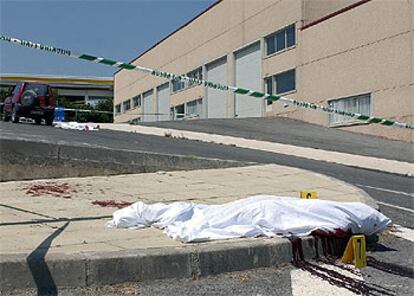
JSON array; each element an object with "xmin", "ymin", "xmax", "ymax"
[
  {"xmin": 0, "ymin": 137, "xmax": 251, "ymax": 181},
  {"xmin": 0, "ymin": 236, "xmax": 321, "ymax": 291}
]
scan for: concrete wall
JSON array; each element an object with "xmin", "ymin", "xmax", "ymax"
[
  {"xmin": 0, "ymin": 138, "xmax": 247, "ymax": 181},
  {"xmin": 276, "ymin": 0, "xmax": 413, "ymax": 142},
  {"xmin": 114, "ymin": 0, "xmax": 301, "ymax": 123},
  {"xmin": 301, "ymin": 0, "xmax": 360, "ymax": 26},
  {"xmin": 114, "ymin": 0, "xmax": 413, "ymax": 142}
]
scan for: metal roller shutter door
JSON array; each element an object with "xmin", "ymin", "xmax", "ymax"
[
  {"xmin": 142, "ymin": 90, "xmax": 155, "ymax": 122},
  {"xmin": 234, "ymin": 42, "xmax": 262, "ymax": 118},
  {"xmin": 157, "ymin": 83, "xmax": 170, "ymax": 121},
  {"xmin": 206, "ymin": 57, "xmax": 227, "ymax": 118}
]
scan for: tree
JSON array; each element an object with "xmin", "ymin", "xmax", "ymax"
[
  {"xmin": 0, "ymin": 87, "xmax": 12, "ymax": 103},
  {"xmin": 54, "ymin": 92, "xmax": 113, "ymax": 123}
]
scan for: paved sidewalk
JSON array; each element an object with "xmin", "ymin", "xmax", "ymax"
[
  {"xmin": 139, "ymin": 117, "xmax": 414, "ymax": 162},
  {"xmin": 100, "ymin": 124, "xmax": 413, "ymax": 176},
  {"xmin": 0, "ymin": 164, "xmax": 376, "ymax": 290}
]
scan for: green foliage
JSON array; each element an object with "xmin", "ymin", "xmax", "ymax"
[
  {"xmin": 0, "ymin": 87, "xmax": 12, "ymax": 103},
  {"xmin": 55, "ymin": 93, "xmax": 113, "ymax": 123}
]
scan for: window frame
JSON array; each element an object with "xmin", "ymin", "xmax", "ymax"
[
  {"xmin": 122, "ymin": 99, "xmax": 131, "ymax": 113},
  {"xmin": 327, "ymin": 93, "xmax": 372, "ymax": 127},
  {"xmin": 264, "ymin": 68, "xmax": 296, "ymax": 101},
  {"xmin": 185, "ymin": 98, "xmax": 202, "ymax": 118},
  {"xmin": 132, "ymin": 95, "xmax": 142, "ymax": 108},
  {"xmin": 187, "ymin": 67, "xmax": 203, "ymax": 87},
  {"xmin": 171, "ymin": 66, "xmax": 203, "ymax": 94},
  {"xmin": 265, "ymin": 24, "xmax": 296, "ymax": 57},
  {"xmin": 115, "ymin": 104, "xmax": 121, "ymax": 115}
]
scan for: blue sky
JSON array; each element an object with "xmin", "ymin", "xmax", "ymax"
[{"xmin": 0, "ymin": 0, "xmax": 215, "ymax": 77}]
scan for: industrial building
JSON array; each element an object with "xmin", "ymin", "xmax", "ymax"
[
  {"xmin": 0, "ymin": 74, "xmax": 113, "ymax": 106},
  {"xmin": 114, "ymin": 0, "xmax": 413, "ymax": 142}
]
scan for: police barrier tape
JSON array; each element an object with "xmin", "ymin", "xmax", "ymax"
[{"xmin": 1, "ymin": 35, "xmax": 412, "ymax": 130}]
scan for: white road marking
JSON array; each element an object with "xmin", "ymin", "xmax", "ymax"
[
  {"xmin": 389, "ymin": 224, "xmax": 414, "ymax": 242},
  {"xmin": 100, "ymin": 124, "xmax": 413, "ymax": 176},
  {"xmin": 377, "ymin": 201, "xmax": 414, "ymax": 214},
  {"xmin": 291, "ymin": 263, "xmax": 364, "ymax": 296},
  {"xmin": 356, "ymin": 184, "xmax": 414, "ymax": 197}
]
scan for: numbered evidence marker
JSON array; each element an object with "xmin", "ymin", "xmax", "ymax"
[
  {"xmin": 341, "ymin": 235, "xmax": 367, "ymax": 268},
  {"xmin": 300, "ymin": 191, "xmax": 317, "ymax": 199}
]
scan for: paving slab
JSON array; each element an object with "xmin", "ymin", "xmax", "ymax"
[{"xmin": 0, "ymin": 164, "xmax": 377, "ymax": 290}]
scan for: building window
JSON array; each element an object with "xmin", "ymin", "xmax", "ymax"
[
  {"xmin": 186, "ymin": 98, "xmax": 202, "ymax": 117},
  {"xmin": 265, "ymin": 77, "xmax": 273, "ymax": 105},
  {"xmin": 171, "ymin": 67, "xmax": 203, "ymax": 92},
  {"xmin": 264, "ymin": 68, "xmax": 296, "ymax": 102},
  {"xmin": 132, "ymin": 95, "xmax": 141, "ymax": 108},
  {"xmin": 265, "ymin": 24, "xmax": 295, "ymax": 56},
  {"xmin": 187, "ymin": 67, "xmax": 203, "ymax": 87},
  {"xmin": 174, "ymin": 104, "xmax": 185, "ymax": 120},
  {"xmin": 275, "ymin": 69, "xmax": 295, "ymax": 94},
  {"xmin": 115, "ymin": 104, "xmax": 121, "ymax": 114},
  {"xmin": 172, "ymin": 78, "xmax": 185, "ymax": 92},
  {"xmin": 170, "ymin": 107, "xmax": 175, "ymax": 120},
  {"xmin": 328, "ymin": 94, "xmax": 371, "ymax": 126},
  {"xmin": 123, "ymin": 99, "xmax": 131, "ymax": 112}
]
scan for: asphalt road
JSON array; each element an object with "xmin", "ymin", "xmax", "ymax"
[
  {"xmin": 1, "ymin": 121, "xmax": 413, "ymax": 295},
  {"xmin": 1, "ymin": 121, "xmax": 412, "ymax": 227},
  {"xmin": 142, "ymin": 117, "xmax": 414, "ymax": 163}
]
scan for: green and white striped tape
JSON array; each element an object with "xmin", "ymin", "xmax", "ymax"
[{"xmin": 1, "ymin": 35, "xmax": 412, "ymax": 130}]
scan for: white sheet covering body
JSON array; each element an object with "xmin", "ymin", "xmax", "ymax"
[
  {"xmin": 106, "ymin": 195, "xmax": 390, "ymax": 243},
  {"xmin": 54, "ymin": 121, "xmax": 98, "ymax": 131}
]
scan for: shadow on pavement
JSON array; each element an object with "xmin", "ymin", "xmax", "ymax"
[
  {"xmin": 371, "ymin": 243, "xmax": 398, "ymax": 252},
  {"xmin": 26, "ymin": 221, "xmax": 70, "ymax": 296}
]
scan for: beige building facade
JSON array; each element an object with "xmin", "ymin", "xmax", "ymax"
[{"xmin": 114, "ymin": 0, "xmax": 413, "ymax": 142}]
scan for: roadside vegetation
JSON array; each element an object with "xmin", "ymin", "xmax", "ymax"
[{"xmin": 56, "ymin": 94, "xmax": 113, "ymax": 123}]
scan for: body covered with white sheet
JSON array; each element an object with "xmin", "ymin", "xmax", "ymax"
[{"xmin": 106, "ymin": 195, "xmax": 390, "ymax": 243}]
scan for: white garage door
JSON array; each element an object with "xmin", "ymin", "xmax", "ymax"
[
  {"xmin": 157, "ymin": 83, "xmax": 170, "ymax": 121},
  {"xmin": 142, "ymin": 89, "xmax": 155, "ymax": 122},
  {"xmin": 234, "ymin": 42, "xmax": 262, "ymax": 118},
  {"xmin": 206, "ymin": 57, "xmax": 227, "ymax": 118}
]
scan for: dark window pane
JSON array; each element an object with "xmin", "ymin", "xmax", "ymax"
[
  {"xmin": 276, "ymin": 69, "xmax": 295, "ymax": 94},
  {"xmin": 115, "ymin": 104, "xmax": 121, "ymax": 114},
  {"xmin": 187, "ymin": 67, "xmax": 202, "ymax": 86},
  {"xmin": 172, "ymin": 79, "xmax": 183, "ymax": 92},
  {"xmin": 265, "ymin": 77, "xmax": 273, "ymax": 95},
  {"xmin": 123, "ymin": 99, "xmax": 131, "ymax": 111},
  {"xmin": 24, "ymin": 84, "xmax": 48, "ymax": 96},
  {"xmin": 276, "ymin": 30, "xmax": 286, "ymax": 52},
  {"xmin": 286, "ymin": 25, "xmax": 295, "ymax": 47},
  {"xmin": 265, "ymin": 77, "xmax": 273, "ymax": 105},
  {"xmin": 266, "ymin": 36, "xmax": 275, "ymax": 55},
  {"xmin": 133, "ymin": 95, "xmax": 141, "ymax": 107}
]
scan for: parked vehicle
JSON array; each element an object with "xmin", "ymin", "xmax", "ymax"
[{"xmin": 2, "ymin": 82, "xmax": 55, "ymax": 125}]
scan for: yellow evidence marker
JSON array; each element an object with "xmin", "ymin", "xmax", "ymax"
[
  {"xmin": 300, "ymin": 191, "xmax": 317, "ymax": 199},
  {"xmin": 341, "ymin": 235, "xmax": 367, "ymax": 268}
]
